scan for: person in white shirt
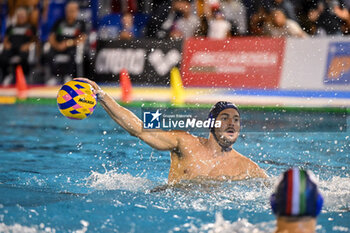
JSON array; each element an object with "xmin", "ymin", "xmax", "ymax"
[
  {"xmin": 264, "ymin": 9, "xmax": 308, "ymax": 38},
  {"xmin": 207, "ymin": 10, "xmax": 232, "ymax": 39}
]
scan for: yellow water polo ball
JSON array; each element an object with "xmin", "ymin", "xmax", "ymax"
[{"xmin": 57, "ymin": 80, "xmax": 97, "ymax": 120}]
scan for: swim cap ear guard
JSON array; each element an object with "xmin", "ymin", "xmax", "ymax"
[{"xmin": 270, "ymin": 168, "xmax": 324, "ymax": 217}]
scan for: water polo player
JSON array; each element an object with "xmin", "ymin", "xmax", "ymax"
[
  {"xmin": 271, "ymin": 168, "xmax": 324, "ymax": 233},
  {"xmin": 75, "ymin": 78, "xmax": 267, "ymax": 184}
]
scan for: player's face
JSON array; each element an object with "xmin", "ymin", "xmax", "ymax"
[
  {"xmin": 214, "ymin": 108, "xmax": 240, "ymax": 146},
  {"xmin": 66, "ymin": 3, "xmax": 79, "ymax": 22},
  {"xmin": 16, "ymin": 9, "xmax": 28, "ymax": 25}
]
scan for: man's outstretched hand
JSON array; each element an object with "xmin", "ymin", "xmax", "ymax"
[{"xmin": 74, "ymin": 78, "xmax": 106, "ymax": 100}]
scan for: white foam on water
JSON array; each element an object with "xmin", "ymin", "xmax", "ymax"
[
  {"xmin": 83, "ymin": 165, "xmax": 349, "ymax": 213},
  {"xmin": 318, "ymin": 176, "xmax": 350, "ymax": 212},
  {"xmin": 73, "ymin": 220, "xmax": 89, "ymax": 233},
  {"xmin": 0, "ymin": 223, "xmax": 56, "ymax": 233},
  {"xmin": 0, "ymin": 220, "xmax": 89, "ymax": 233},
  {"xmin": 333, "ymin": 226, "xmax": 350, "ymax": 232},
  {"xmin": 156, "ymin": 178, "xmax": 276, "ymax": 212},
  {"xmin": 85, "ymin": 168, "xmax": 152, "ymax": 191},
  {"xmin": 171, "ymin": 212, "xmax": 275, "ymax": 233},
  {"xmin": 152, "ymin": 175, "xmax": 350, "ymax": 214}
]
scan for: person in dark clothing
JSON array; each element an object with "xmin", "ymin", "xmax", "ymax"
[
  {"xmin": 145, "ymin": 0, "xmax": 198, "ymax": 39},
  {"xmin": 262, "ymin": 0, "xmax": 298, "ymax": 21},
  {"xmin": 318, "ymin": 0, "xmax": 350, "ymax": 35},
  {"xmin": 47, "ymin": 1, "xmax": 86, "ymax": 84},
  {"xmin": 302, "ymin": 0, "xmax": 349, "ymax": 35},
  {"xmin": 145, "ymin": 0, "xmax": 172, "ymax": 38},
  {"xmin": 0, "ymin": 7, "xmax": 36, "ymax": 85}
]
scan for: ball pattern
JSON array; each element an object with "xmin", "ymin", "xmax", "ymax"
[{"xmin": 57, "ymin": 80, "xmax": 97, "ymax": 120}]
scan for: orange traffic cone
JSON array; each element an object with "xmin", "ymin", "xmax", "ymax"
[
  {"xmin": 120, "ymin": 69, "xmax": 132, "ymax": 103},
  {"xmin": 15, "ymin": 65, "xmax": 28, "ymax": 100}
]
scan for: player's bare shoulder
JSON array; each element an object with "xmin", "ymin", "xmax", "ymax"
[
  {"xmin": 229, "ymin": 149, "xmax": 248, "ymax": 160},
  {"xmin": 230, "ymin": 150, "xmax": 260, "ymax": 169},
  {"xmin": 230, "ymin": 150, "xmax": 267, "ymax": 178},
  {"xmin": 231, "ymin": 149, "xmax": 256, "ymax": 166}
]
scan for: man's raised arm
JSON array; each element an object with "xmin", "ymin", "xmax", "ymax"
[{"xmin": 74, "ymin": 78, "xmax": 180, "ymax": 151}]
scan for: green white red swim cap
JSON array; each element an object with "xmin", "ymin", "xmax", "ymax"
[{"xmin": 270, "ymin": 168, "xmax": 323, "ymax": 217}]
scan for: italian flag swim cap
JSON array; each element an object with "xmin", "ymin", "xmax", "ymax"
[{"xmin": 270, "ymin": 168, "xmax": 323, "ymax": 217}]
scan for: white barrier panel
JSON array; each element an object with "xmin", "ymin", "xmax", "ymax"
[{"xmin": 281, "ymin": 37, "xmax": 350, "ymax": 91}]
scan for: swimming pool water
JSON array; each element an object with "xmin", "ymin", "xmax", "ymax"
[{"xmin": 0, "ymin": 104, "xmax": 349, "ymax": 232}]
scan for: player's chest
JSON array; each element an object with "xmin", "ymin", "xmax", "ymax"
[{"xmin": 182, "ymin": 152, "xmax": 240, "ymax": 176}]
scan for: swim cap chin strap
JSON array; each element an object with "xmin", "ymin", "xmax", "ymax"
[{"xmin": 208, "ymin": 101, "xmax": 240, "ymax": 152}]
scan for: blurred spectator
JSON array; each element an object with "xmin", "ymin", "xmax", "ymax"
[
  {"xmin": 39, "ymin": 0, "xmax": 67, "ymax": 42},
  {"xmin": 207, "ymin": 10, "xmax": 231, "ymax": 39},
  {"xmin": 194, "ymin": 0, "xmax": 208, "ymax": 36},
  {"xmin": 249, "ymin": 5, "xmax": 267, "ymax": 36},
  {"xmin": 306, "ymin": 0, "xmax": 350, "ymax": 35},
  {"xmin": 97, "ymin": 11, "xmax": 149, "ymax": 40},
  {"xmin": 341, "ymin": 0, "xmax": 350, "ymax": 33},
  {"xmin": 194, "ymin": 16, "xmax": 209, "ymax": 36},
  {"xmin": 296, "ymin": 0, "xmax": 319, "ymax": 34},
  {"xmin": 249, "ymin": 0, "xmax": 300, "ymax": 36},
  {"xmin": 8, "ymin": 0, "xmax": 49, "ymax": 29},
  {"xmin": 264, "ymin": 9, "xmax": 308, "ymax": 38},
  {"xmin": 145, "ymin": 0, "xmax": 172, "ymax": 38},
  {"xmin": 220, "ymin": 0, "xmax": 248, "ymax": 35},
  {"xmin": 204, "ymin": 0, "xmax": 232, "ymax": 39},
  {"xmin": 111, "ymin": 0, "xmax": 137, "ymax": 13},
  {"xmin": 119, "ymin": 12, "xmax": 136, "ymax": 39},
  {"xmin": 146, "ymin": 0, "xmax": 199, "ymax": 39},
  {"xmin": 262, "ymin": 0, "xmax": 297, "ymax": 21},
  {"xmin": 46, "ymin": 1, "xmax": 86, "ymax": 84},
  {"xmin": 169, "ymin": 0, "xmax": 200, "ymax": 39},
  {"xmin": 271, "ymin": 168, "xmax": 323, "ymax": 233},
  {"xmin": 0, "ymin": 7, "xmax": 36, "ymax": 85}
]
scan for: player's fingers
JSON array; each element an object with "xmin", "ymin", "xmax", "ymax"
[
  {"xmin": 74, "ymin": 78, "xmax": 99, "ymax": 90},
  {"xmin": 74, "ymin": 78, "xmax": 105, "ymax": 100}
]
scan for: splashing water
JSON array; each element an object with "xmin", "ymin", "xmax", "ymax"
[
  {"xmin": 84, "ymin": 167, "xmax": 153, "ymax": 192},
  {"xmin": 318, "ymin": 176, "xmax": 350, "ymax": 212},
  {"xmin": 0, "ymin": 223, "xmax": 53, "ymax": 233},
  {"xmin": 171, "ymin": 212, "xmax": 275, "ymax": 233},
  {"xmin": 152, "ymin": 178, "xmax": 275, "ymax": 212},
  {"xmin": 0, "ymin": 220, "xmax": 88, "ymax": 233},
  {"xmin": 82, "ymin": 168, "xmax": 350, "ymax": 215}
]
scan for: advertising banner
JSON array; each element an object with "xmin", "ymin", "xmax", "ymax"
[
  {"xmin": 95, "ymin": 39, "xmax": 183, "ymax": 85},
  {"xmin": 324, "ymin": 42, "xmax": 350, "ymax": 85},
  {"xmin": 279, "ymin": 38, "xmax": 350, "ymax": 91},
  {"xmin": 181, "ymin": 38, "xmax": 286, "ymax": 88}
]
